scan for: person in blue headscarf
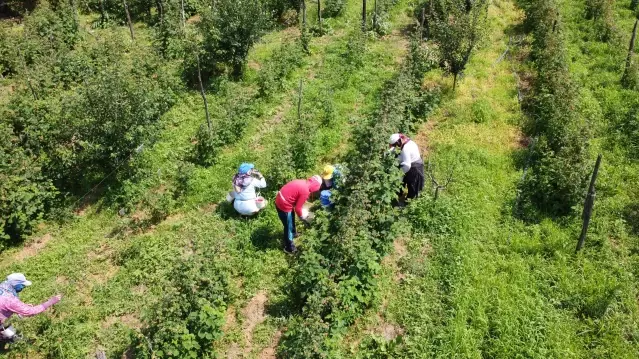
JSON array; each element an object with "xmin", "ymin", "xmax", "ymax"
[{"xmin": 229, "ymin": 163, "xmax": 268, "ymax": 216}]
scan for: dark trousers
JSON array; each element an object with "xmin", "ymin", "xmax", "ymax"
[
  {"xmin": 276, "ymin": 207, "xmax": 296, "ymax": 251},
  {"xmin": 403, "ymin": 162, "xmax": 425, "ymax": 199}
]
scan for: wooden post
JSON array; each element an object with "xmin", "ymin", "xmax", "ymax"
[
  {"xmin": 297, "ymin": 79, "xmax": 303, "ymax": 121},
  {"xmin": 420, "ymin": 7, "xmax": 425, "ymax": 40},
  {"xmin": 123, "ymin": 0, "xmax": 135, "ymax": 40},
  {"xmin": 623, "ymin": 19, "xmax": 638, "ymax": 85},
  {"xmin": 373, "ymin": 0, "xmax": 378, "ymax": 30},
  {"xmin": 197, "ymin": 53, "xmax": 212, "ymax": 133},
  {"xmin": 70, "ymin": 0, "xmax": 79, "ymax": 29},
  {"xmin": 157, "ymin": 0, "xmax": 164, "ymax": 25},
  {"xmin": 180, "ymin": 0, "xmax": 186, "ymax": 28},
  {"xmin": 576, "ymin": 154, "xmax": 602, "ymax": 252},
  {"xmin": 318, "ymin": 0, "xmax": 322, "ymax": 33},
  {"xmin": 100, "ymin": 0, "xmax": 107, "ymax": 25},
  {"xmin": 362, "ymin": 0, "xmax": 367, "ymax": 30},
  {"xmin": 302, "ymin": 0, "xmax": 307, "ymax": 27}
]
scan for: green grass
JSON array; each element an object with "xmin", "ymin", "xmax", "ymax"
[
  {"xmin": 345, "ymin": 0, "xmax": 639, "ymax": 357},
  {"xmin": 3, "ymin": 0, "xmax": 639, "ymax": 357},
  {"xmin": 0, "ymin": 1, "xmax": 416, "ymax": 357}
]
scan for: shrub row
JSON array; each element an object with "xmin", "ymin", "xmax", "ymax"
[
  {"xmin": 517, "ymin": 0, "xmax": 591, "ymax": 219},
  {"xmin": 0, "ymin": 4, "xmax": 179, "ymax": 243},
  {"xmin": 277, "ymin": 38, "xmax": 440, "ymax": 358},
  {"xmin": 0, "ymin": 0, "xmax": 302, "ymax": 243},
  {"xmin": 132, "ymin": 253, "xmax": 230, "ymax": 358}
]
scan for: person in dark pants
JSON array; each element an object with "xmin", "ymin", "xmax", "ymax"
[
  {"xmin": 274, "ymin": 175, "xmax": 322, "ymax": 253},
  {"xmin": 389, "ymin": 133, "xmax": 425, "ymax": 200}
]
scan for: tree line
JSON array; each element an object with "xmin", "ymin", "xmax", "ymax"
[{"xmin": 0, "ymin": 0, "xmax": 300, "ymax": 244}]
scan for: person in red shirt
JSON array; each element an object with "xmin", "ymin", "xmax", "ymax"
[{"xmin": 275, "ymin": 175, "xmax": 322, "ymax": 253}]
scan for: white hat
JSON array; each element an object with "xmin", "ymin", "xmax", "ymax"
[
  {"xmin": 7, "ymin": 273, "xmax": 32, "ymax": 287},
  {"xmin": 389, "ymin": 133, "xmax": 400, "ymax": 145}
]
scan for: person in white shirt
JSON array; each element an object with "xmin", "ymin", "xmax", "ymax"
[
  {"xmin": 389, "ymin": 133, "xmax": 425, "ymax": 199},
  {"xmin": 230, "ymin": 163, "xmax": 268, "ymax": 216}
]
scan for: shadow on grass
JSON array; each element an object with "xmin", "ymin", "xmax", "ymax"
[{"xmin": 250, "ymin": 224, "xmax": 281, "ymax": 251}]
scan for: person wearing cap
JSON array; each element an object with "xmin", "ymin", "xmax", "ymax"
[
  {"xmin": 275, "ymin": 175, "xmax": 322, "ymax": 253},
  {"xmin": 0, "ymin": 273, "xmax": 62, "ymax": 327},
  {"xmin": 319, "ymin": 164, "xmax": 343, "ymax": 191},
  {"xmin": 229, "ymin": 163, "xmax": 268, "ymax": 216},
  {"xmin": 389, "ymin": 133, "xmax": 424, "ymax": 199},
  {"xmin": 319, "ymin": 165, "xmax": 343, "ymax": 209}
]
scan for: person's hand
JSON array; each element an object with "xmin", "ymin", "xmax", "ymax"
[
  {"xmin": 51, "ymin": 294, "xmax": 63, "ymax": 304},
  {"xmin": 301, "ymin": 213, "xmax": 314, "ymax": 227}
]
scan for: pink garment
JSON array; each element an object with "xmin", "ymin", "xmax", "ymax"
[
  {"xmin": 275, "ymin": 178, "xmax": 321, "ymax": 217},
  {"xmin": 0, "ymin": 293, "xmax": 59, "ymax": 324}
]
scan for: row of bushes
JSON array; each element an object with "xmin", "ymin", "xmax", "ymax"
[
  {"xmin": 416, "ymin": 0, "xmax": 489, "ymax": 90},
  {"xmin": 0, "ymin": 2, "xmax": 180, "ymax": 242},
  {"xmin": 0, "ymin": 0, "xmax": 303, "ymax": 243},
  {"xmin": 517, "ymin": 0, "xmax": 591, "ymax": 219},
  {"xmin": 126, "ymin": 12, "xmax": 312, "ymax": 359},
  {"xmin": 277, "ymin": 38, "xmax": 441, "ymax": 357}
]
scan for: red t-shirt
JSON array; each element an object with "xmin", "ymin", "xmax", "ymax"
[{"xmin": 275, "ymin": 179, "xmax": 312, "ymax": 217}]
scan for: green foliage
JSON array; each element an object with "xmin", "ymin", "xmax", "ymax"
[
  {"xmin": 258, "ymin": 41, "xmax": 305, "ymax": 98},
  {"xmin": 622, "ymin": 55, "xmax": 639, "ymax": 90},
  {"xmin": 153, "ymin": 0, "xmax": 186, "ymax": 59},
  {"xmin": 264, "ymin": 0, "xmax": 299, "ymax": 20},
  {"xmin": 0, "ymin": 25, "xmax": 19, "ymax": 77},
  {"xmin": 517, "ymin": 0, "xmax": 591, "ymax": 218},
  {"xmin": 290, "ymin": 114, "xmax": 319, "ymax": 173},
  {"xmin": 191, "ymin": 82, "xmax": 255, "ymax": 166},
  {"xmin": 619, "ymin": 105, "xmax": 639, "ymax": 158},
  {"xmin": 0, "ymin": 124, "xmax": 57, "ymax": 243},
  {"xmin": 279, "ymin": 42, "xmax": 440, "ymax": 358},
  {"xmin": 192, "ymin": 125, "xmax": 220, "ymax": 167},
  {"xmin": 323, "ymin": 0, "xmax": 346, "ymax": 17},
  {"xmin": 194, "ymin": 0, "xmax": 270, "ymax": 80},
  {"xmin": 61, "ymin": 63, "xmax": 176, "ymax": 189},
  {"xmin": 344, "ymin": 29, "xmax": 367, "ymax": 68},
  {"xmin": 0, "ymin": 12, "xmax": 178, "ymax": 239},
  {"xmin": 421, "ymin": 0, "xmax": 489, "ymax": 90},
  {"xmin": 373, "ymin": 10, "xmax": 393, "ymax": 36},
  {"xmin": 470, "ymin": 98, "xmax": 494, "ymax": 123},
  {"xmin": 584, "ymin": 0, "xmax": 615, "ymax": 42},
  {"xmin": 135, "ymin": 258, "xmax": 229, "ymax": 358}
]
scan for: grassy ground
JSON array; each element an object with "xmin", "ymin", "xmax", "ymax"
[
  {"xmin": 0, "ymin": 1, "xmax": 415, "ymax": 358},
  {"xmin": 3, "ymin": 0, "xmax": 639, "ymax": 358},
  {"xmin": 344, "ymin": 0, "xmax": 639, "ymax": 357}
]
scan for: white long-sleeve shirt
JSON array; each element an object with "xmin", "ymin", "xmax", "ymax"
[
  {"xmin": 397, "ymin": 140, "xmax": 422, "ymax": 173},
  {"xmin": 233, "ymin": 177, "xmax": 267, "ymax": 201}
]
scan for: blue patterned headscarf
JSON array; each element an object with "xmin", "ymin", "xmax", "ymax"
[{"xmin": 233, "ymin": 163, "xmax": 255, "ymax": 191}]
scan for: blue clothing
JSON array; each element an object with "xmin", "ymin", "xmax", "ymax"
[
  {"xmin": 238, "ymin": 163, "xmax": 255, "ymax": 175},
  {"xmin": 320, "ymin": 190, "xmax": 333, "ymax": 208},
  {"xmin": 277, "ymin": 207, "xmax": 296, "ymax": 251}
]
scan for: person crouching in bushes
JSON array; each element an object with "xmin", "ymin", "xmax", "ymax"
[
  {"xmin": 228, "ymin": 163, "xmax": 268, "ymax": 216},
  {"xmin": 275, "ymin": 175, "xmax": 322, "ymax": 254},
  {"xmin": 319, "ymin": 164, "xmax": 344, "ymax": 209},
  {"xmin": 389, "ymin": 133, "xmax": 424, "ymax": 200},
  {"xmin": 319, "ymin": 164, "xmax": 343, "ymax": 191}
]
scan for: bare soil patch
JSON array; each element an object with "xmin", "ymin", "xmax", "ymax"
[
  {"xmin": 14, "ymin": 233, "xmax": 53, "ymax": 262},
  {"xmin": 102, "ymin": 313, "xmax": 142, "ymax": 330},
  {"xmin": 413, "ymin": 120, "xmax": 436, "ymax": 156},
  {"xmin": 223, "ymin": 306, "xmax": 237, "ymax": 332},
  {"xmin": 258, "ymin": 330, "xmax": 282, "ymax": 359},
  {"xmin": 241, "ymin": 291, "xmax": 268, "ymax": 355},
  {"xmin": 371, "ymin": 314, "xmax": 405, "ymax": 341}
]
